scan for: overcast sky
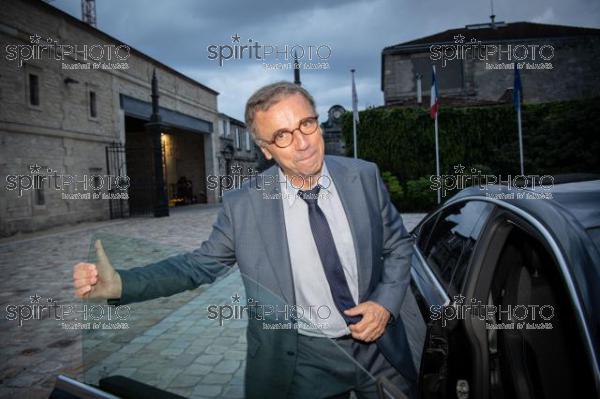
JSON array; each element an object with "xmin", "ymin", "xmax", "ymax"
[{"xmin": 50, "ymin": 0, "xmax": 600, "ymax": 121}]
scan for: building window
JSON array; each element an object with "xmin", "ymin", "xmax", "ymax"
[
  {"xmin": 29, "ymin": 73, "xmax": 40, "ymax": 106},
  {"xmin": 89, "ymin": 91, "xmax": 97, "ymax": 118},
  {"xmin": 245, "ymin": 130, "xmax": 251, "ymax": 151},
  {"xmin": 235, "ymin": 127, "xmax": 240, "ymax": 149},
  {"xmin": 34, "ymin": 187, "xmax": 45, "ymax": 206},
  {"xmin": 222, "ymin": 120, "xmax": 229, "ymax": 136}
]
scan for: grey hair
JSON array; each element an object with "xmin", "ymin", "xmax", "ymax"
[{"xmin": 244, "ymin": 81, "xmax": 317, "ymax": 142}]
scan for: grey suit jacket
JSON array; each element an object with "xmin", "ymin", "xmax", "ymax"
[{"xmin": 111, "ymin": 155, "xmax": 415, "ymax": 398}]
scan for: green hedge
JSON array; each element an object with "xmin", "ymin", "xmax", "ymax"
[{"xmin": 342, "ymin": 98, "xmax": 600, "ymax": 211}]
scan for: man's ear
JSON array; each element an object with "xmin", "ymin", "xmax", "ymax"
[{"xmin": 260, "ymin": 146, "xmax": 273, "ymax": 160}]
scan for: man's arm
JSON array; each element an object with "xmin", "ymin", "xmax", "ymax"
[
  {"xmin": 74, "ymin": 198, "xmax": 237, "ymax": 305},
  {"xmin": 367, "ymin": 164, "xmax": 414, "ymax": 320},
  {"xmin": 111, "ymin": 201, "xmax": 236, "ymax": 304}
]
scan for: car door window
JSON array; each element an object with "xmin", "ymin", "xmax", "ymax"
[
  {"xmin": 416, "ymin": 214, "xmax": 438, "ymax": 253},
  {"xmin": 422, "ymin": 201, "xmax": 494, "ymax": 293},
  {"xmin": 487, "ymin": 224, "xmax": 595, "ymax": 398}
]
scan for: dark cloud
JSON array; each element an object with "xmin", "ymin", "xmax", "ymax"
[{"xmin": 51, "ymin": 0, "xmax": 600, "ymax": 119}]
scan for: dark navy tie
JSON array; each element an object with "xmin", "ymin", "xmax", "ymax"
[{"xmin": 298, "ymin": 185, "xmax": 361, "ymax": 325}]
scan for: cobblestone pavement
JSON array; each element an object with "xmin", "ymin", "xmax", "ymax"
[{"xmin": 0, "ymin": 205, "xmax": 425, "ymax": 399}]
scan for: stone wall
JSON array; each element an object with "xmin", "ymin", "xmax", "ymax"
[
  {"xmin": 0, "ymin": 0, "xmax": 219, "ymax": 236},
  {"xmin": 383, "ymin": 36, "xmax": 600, "ymax": 106}
]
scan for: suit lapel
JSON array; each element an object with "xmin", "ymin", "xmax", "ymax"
[
  {"xmin": 249, "ymin": 165, "xmax": 296, "ymax": 306},
  {"xmin": 325, "ymin": 157, "xmax": 373, "ymax": 301},
  {"xmin": 250, "ymin": 158, "xmax": 374, "ymax": 306}
]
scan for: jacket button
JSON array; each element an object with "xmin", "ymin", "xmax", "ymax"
[{"xmin": 287, "ymin": 351, "xmax": 295, "ymax": 356}]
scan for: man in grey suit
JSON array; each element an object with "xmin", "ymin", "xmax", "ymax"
[{"xmin": 73, "ymin": 81, "xmax": 417, "ymax": 399}]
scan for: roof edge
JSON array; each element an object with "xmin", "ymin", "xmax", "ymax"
[{"xmin": 29, "ymin": 0, "xmax": 219, "ymax": 96}]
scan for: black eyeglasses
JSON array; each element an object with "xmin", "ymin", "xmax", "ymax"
[{"xmin": 260, "ymin": 115, "xmax": 319, "ymax": 148}]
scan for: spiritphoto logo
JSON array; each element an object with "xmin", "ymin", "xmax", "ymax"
[
  {"xmin": 4, "ymin": 293, "xmax": 131, "ymax": 330},
  {"xmin": 206, "ymin": 163, "xmax": 332, "ymax": 197},
  {"xmin": 4, "ymin": 164, "xmax": 130, "ymax": 199},
  {"xmin": 429, "ymin": 164, "xmax": 554, "ymax": 198},
  {"xmin": 207, "ymin": 33, "xmax": 332, "ymax": 70},
  {"xmin": 430, "ymin": 295, "xmax": 554, "ymax": 330},
  {"xmin": 430, "ymin": 34, "xmax": 555, "ymax": 70},
  {"xmin": 207, "ymin": 292, "xmax": 331, "ymax": 330},
  {"xmin": 4, "ymin": 34, "xmax": 130, "ymax": 70}
]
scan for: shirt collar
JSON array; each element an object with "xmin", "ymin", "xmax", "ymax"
[{"xmin": 278, "ymin": 161, "xmax": 332, "ymax": 207}]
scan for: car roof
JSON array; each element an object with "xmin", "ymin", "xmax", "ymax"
[{"xmin": 450, "ymin": 180, "xmax": 600, "ymax": 230}]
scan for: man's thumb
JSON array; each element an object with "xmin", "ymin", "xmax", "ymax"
[{"xmin": 95, "ymin": 239, "xmax": 110, "ymax": 266}]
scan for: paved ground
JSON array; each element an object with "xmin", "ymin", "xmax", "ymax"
[{"xmin": 0, "ymin": 205, "xmax": 425, "ymax": 399}]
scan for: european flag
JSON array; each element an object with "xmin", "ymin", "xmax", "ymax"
[{"xmin": 513, "ymin": 63, "xmax": 522, "ymax": 110}]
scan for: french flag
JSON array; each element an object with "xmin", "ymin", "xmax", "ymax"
[{"xmin": 430, "ymin": 65, "xmax": 440, "ymax": 119}]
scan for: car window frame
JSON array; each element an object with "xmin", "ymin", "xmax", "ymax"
[{"xmin": 415, "ymin": 199, "xmax": 496, "ymax": 297}]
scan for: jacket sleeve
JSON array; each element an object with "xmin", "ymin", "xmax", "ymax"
[
  {"xmin": 108, "ymin": 199, "xmax": 237, "ymax": 305},
  {"xmin": 367, "ymin": 164, "xmax": 414, "ymax": 319}
]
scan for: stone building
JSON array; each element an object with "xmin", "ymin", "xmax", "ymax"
[
  {"xmin": 381, "ymin": 21, "xmax": 600, "ymax": 107},
  {"xmin": 0, "ymin": 0, "xmax": 221, "ymax": 237},
  {"xmin": 214, "ymin": 113, "xmax": 260, "ymax": 200}
]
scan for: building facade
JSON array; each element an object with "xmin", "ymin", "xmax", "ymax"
[
  {"xmin": 214, "ymin": 113, "xmax": 260, "ymax": 200},
  {"xmin": 381, "ymin": 22, "xmax": 600, "ymax": 107},
  {"xmin": 0, "ymin": 0, "xmax": 220, "ymax": 237}
]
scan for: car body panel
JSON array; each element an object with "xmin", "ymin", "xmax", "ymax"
[{"xmin": 410, "ymin": 181, "xmax": 600, "ymax": 397}]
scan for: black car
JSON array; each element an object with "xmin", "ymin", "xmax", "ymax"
[
  {"xmin": 410, "ymin": 180, "xmax": 600, "ymax": 399},
  {"xmin": 49, "ymin": 180, "xmax": 600, "ymax": 399}
]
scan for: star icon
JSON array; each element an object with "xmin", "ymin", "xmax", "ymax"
[
  {"xmin": 453, "ymin": 34, "xmax": 465, "ymax": 44},
  {"xmin": 231, "ymin": 33, "xmax": 241, "ymax": 43},
  {"xmin": 29, "ymin": 164, "xmax": 41, "ymax": 174},
  {"xmin": 231, "ymin": 293, "xmax": 241, "ymax": 303},
  {"xmin": 30, "ymin": 293, "xmax": 41, "ymax": 303},
  {"xmin": 231, "ymin": 164, "xmax": 242, "ymax": 174},
  {"xmin": 247, "ymin": 167, "xmax": 255, "ymax": 175},
  {"xmin": 453, "ymin": 164, "xmax": 465, "ymax": 175},
  {"xmin": 453, "ymin": 294, "xmax": 465, "ymax": 304},
  {"xmin": 30, "ymin": 34, "xmax": 41, "ymax": 44}
]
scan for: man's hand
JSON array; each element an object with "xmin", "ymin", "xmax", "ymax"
[
  {"xmin": 73, "ymin": 239, "xmax": 122, "ymax": 300},
  {"xmin": 344, "ymin": 301, "xmax": 391, "ymax": 342}
]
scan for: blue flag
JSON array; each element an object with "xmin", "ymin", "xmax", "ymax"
[{"xmin": 513, "ymin": 63, "xmax": 522, "ymax": 110}]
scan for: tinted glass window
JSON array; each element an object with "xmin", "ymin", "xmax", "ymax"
[
  {"xmin": 423, "ymin": 201, "xmax": 493, "ymax": 292},
  {"xmin": 416, "ymin": 214, "xmax": 438, "ymax": 253}
]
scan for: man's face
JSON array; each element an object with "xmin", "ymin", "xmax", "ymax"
[{"xmin": 254, "ymin": 93, "xmax": 325, "ymax": 180}]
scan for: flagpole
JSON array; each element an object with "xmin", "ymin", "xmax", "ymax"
[
  {"xmin": 514, "ymin": 63, "xmax": 525, "ymax": 175},
  {"xmin": 352, "ymin": 109, "xmax": 357, "ymax": 159},
  {"xmin": 434, "ymin": 115, "xmax": 441, "ymax": 204},
  {"xmin": 351, "ymin": 69, "xmax": 358, "ymax": 159},
  {"xmin": 431, "ymin": 65, "xmax": 441, "ymax": 204},
  {"xmin": 517, "ymin": 102, "xmax": 524, "ymax": 175}
]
